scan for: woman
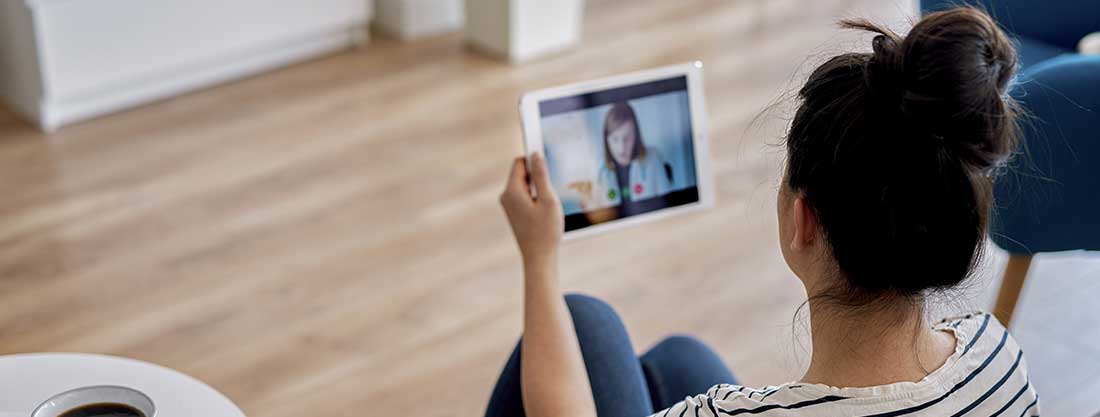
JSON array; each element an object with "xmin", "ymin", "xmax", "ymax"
[
  {"xmin": 491, "ymin": 7, "xmax": 1038, "ymax": 417},
  {"xmin": 569, "ymin": 102, "xmax": 671, "ymax": 221}
]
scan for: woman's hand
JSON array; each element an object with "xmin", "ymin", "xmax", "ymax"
[
  {"xmin": 500, "ymin": 153, "xmax": 564, "ymax": 268},
  {"xmin": 568, "ymin": 179, "xmax": 617, "ymax": 225},
  {"xmin": 566, "ymin": 180, "xmax": 594, "ymax": 209},
  {"xmin": 501, "ymin": 154, "xmax": 597, "ymax": 417},
  {"xmin": 502, "ymin": 153, "xmax": 595, "ymax": 417}
]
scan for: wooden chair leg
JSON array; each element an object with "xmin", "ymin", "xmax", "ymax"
[{"xmin": 993, "ymin": 254, "xmax": 1033, "ymax": 326}]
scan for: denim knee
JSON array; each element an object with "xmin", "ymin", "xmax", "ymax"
[
  {"xmin": 650, "ymin": 335, "xmax": 711, "ymax": 354},
  {"xmin": 564, "ymin": 293, "xmax": 612, "ymax": 313},
  {"xmin": 563, "ymin": 293, "xmax": 626, "ymax": 334}
]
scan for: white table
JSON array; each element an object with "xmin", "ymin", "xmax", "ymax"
[{"xmin": 0, "ymin": 353, "xmax": 245, "ymax": 417}]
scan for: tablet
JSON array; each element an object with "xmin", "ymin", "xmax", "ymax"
[{"xmin": 519, "ymin": 62, "xmax": 713, "ymax": 239}]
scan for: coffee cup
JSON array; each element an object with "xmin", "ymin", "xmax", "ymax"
[{"xmin": 0, "ymin": 385, "xmax": 154, "ymax": 417}]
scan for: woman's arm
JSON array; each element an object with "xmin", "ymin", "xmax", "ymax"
[{"xmin": 500, "ymin": 154, "xmax": 597, "ymax": 417}]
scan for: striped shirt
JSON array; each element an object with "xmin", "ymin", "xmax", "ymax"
[{"xmin": 651, "ymin": 312, "xmax": 1038, "ymax": 417}]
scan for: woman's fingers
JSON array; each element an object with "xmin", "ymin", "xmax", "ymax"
[
  {"xmin": 528, "ymin": 153, "xmax": 557, "ymax": 203},
  {"xmin": 502, "ymin": 157, "xmax": 532, "ymax": 205},
  {"xmin": 505, "ymin": 157, "xmax": 526, "ymax": 189}
]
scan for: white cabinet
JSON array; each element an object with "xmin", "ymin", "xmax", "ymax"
[
  {"xmin": 464, "ymin": 0, "xmax": 583, "ymax": 63},
  {"xmin": 0, "ymin": 0, "xmax": 373, "ymax": 131},
  {"xmin": 373, "ymin": 0, "xmax": 464, "ymax": 40}
]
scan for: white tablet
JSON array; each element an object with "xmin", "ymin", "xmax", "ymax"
[{"xmin": 520, "ymin": 62, "xmax": 713, "ymax": 239}]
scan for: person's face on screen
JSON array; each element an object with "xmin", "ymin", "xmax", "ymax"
[{"xmin": 607, "ymin": 122, "xmax": 637, "ymax": 166}]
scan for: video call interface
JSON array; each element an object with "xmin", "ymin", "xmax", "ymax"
[{"xmin": 539, "ymin": 76, "xmax": 700, "ymax": 231}]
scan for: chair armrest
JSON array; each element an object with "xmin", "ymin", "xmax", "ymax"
[
  {"xmin": 992, "ymin": 55, "xmax": 1100, "ymax": 254},
  {"xmin": 921, "ymin": 0, "xmax": 1100, "ymax": 51}
]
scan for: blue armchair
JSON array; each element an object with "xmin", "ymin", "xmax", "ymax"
[{"xmin": 922, "ymin": 1, "xmax": 1100, "ymax": 324}]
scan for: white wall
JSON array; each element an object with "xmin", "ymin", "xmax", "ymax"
[
  {"xmin": 1, "ymin": 0, "xmax": 373, "ymax": 131},
  {"xmin": 0, "ymin": 1, "xmax": 45, "ymax": 122}
]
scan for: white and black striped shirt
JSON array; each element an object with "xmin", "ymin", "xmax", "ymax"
[{"xmin": 651, "ymin": 313, "xmax": 1038, "ymax": 417}]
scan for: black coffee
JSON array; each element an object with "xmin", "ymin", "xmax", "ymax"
[{"xmin": 56, "ymin": 403, "xmax": 144, "ymax": 417}]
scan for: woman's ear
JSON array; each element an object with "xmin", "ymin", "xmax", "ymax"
[{"xmin": 791, "ymin": 197, "xmax": 818, "ymax": 251}]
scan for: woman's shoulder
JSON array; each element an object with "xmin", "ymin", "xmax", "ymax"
[
  {"xmin": 933, "ymin": 311, "xmax": 999, "ymax": 330},
  {"xmin": 634, "ymin": 151, "xmax": 668, "ymax": 179},
  {"xmin": 650, "ymin": 383, "xmax": 813, "ymax": 417},
  {"xmin": 933, "ymin": 311, "xmax": 1011, "ymax": 355},
  {"xmin": 638, "ymin": 149, "xmax": 666, "ymax": 166},
  {"xmin": 707, "ymin": 383, "xmax": 794, "ymax": 403},
  {"xmin": 933, "ymin": 311, "xmax": 1026, "ymax": 377}
]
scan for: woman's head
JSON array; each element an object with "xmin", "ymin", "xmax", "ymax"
[
  {"xmin": 778, "ymin": 7, "xmax": 1020, "ymax": 307},
  {"xmin": 604, "ymin": 102, "xmax": 647, "ymax": 167}
]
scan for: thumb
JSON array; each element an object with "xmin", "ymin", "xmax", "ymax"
[{"xmin": 529, "ymin": 153, "xmax": 557, "ymax": 202}]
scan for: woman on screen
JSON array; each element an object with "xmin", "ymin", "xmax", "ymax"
[
  {"xmin": 491, "ymin": 7, "xmax": 1037, "ymax": 417},
  {"xmin": 569, "ymin": 101, "xmax": 671, "ymax": 220}
]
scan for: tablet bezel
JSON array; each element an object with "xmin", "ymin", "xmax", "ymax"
[{"xmin": 519, "ymin": 61, "xmax": 714, "ymax": 240}]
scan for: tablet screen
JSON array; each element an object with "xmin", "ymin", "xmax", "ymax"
[{"xmin": 538, "ymin": 76, "xmax": 699, "ymax": 231}]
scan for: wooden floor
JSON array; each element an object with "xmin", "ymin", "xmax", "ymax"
[
  {"xmin": 985, "ymin": 250, "xmax": 1100, "ymax": 417},
  {"xmin": 5, "ymin": 1, "xmax": 1093, "ymax": 416}
]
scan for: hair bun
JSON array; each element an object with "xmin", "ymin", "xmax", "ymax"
[
  {"xmin": 844, "ymin": 8, "xmax": 1020, "ymax": 173},
  {"xmin": 871, "ymin": 34, "xmax": 896, "ymax": 56},
  {"xmin": 784, "ymin": 7, "xmax": 1023, "ymax": 302},
  {"xmin": 865, "ymin": 34, "xmax": 903, "ymax": 104}
]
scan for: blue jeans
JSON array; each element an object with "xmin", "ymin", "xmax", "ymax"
[{"xmin": 484, "ymin": 294, "xmax": 737, "ymax": 417}]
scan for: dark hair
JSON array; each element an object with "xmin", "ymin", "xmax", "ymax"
[
  {"xmin": 604, "ymin": 102, "xmax": 647, "ymax": 168},
  {"xmin": 784, "ymin": 7, "xmax": 1020, "ymax": 305}
]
